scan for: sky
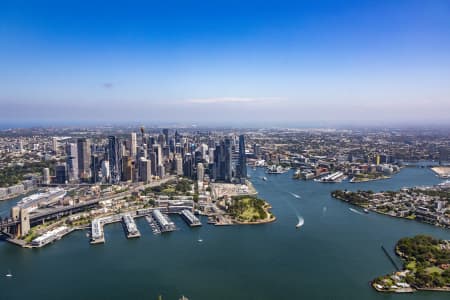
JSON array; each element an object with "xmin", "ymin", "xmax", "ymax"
[{"xmin": 1, "ymin": 0, "xmax": 450, "ymax": 127}]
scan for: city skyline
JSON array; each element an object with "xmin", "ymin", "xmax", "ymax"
[{"xmin": 1, "ymin": 1, "xmax": 450, "ymax": 126}]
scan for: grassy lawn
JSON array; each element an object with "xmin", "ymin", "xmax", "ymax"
[
  {"xmin": 162, "ymin": 187, "xmax": 176, "ymax": 194},
  {"xmin": 425, "ymin": 266, "xmax": 444, "ymax": 275},
  {"xmin": 406, "ymin": 261, "xmax": 416, "ymax": 271},
  {"xmin": 240, "ymin": 207, "xmax": 267, "ymax": 221},
  {"xmin": 230, "ymin": 197, "xmax": 269, "ymax": 222}
]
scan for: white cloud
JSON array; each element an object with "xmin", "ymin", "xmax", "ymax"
[{"xmin": 186, "ymin": 97, "xmax": 283, "ymax": 104}]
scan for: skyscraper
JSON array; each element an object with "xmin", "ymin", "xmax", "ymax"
[
  {"xmin": 42, "ymin": 168, "xmax": 50, "ymax": 184},
  {"xmin": 238, "ymin": 135, "xmax": 247, "ymax": 182},
  {"xmin": 213, "ymin": 138, "xmax": 232, "ymax": 182},
  {"xmin": 55, "ymin": 163, "xmax": 67, "ymax": 184},
  {"xmin": 77, "ymin": 138, "xmax": 91, "ymax": 181},
  {"xmin": 197, "ymin": 163, "xmax": 204, "ymax": 182},
  {"xmin": 162, "ymin": 128, "xmax": 169, "ymax": 146},
  {"xmin": 52, "ymin": 137, "xmax": 59, "ymax": 154},
  {"xmin": 121, "ymin": 156, "xmax": 133, "ymax": 182},
  {"xmin": 66, "ymin": 143, "xmax": 79, "ymax": 182},
  {"xmin": 153, "ymin": 144, "xmax": 163, "ymax": 166},
  {"xmin": 174, "ymin": 155, "xmax": 183, "ymax": 176},
  {"xmin": 101, "ymin": 160, "xmax": 110, "ymax": 183},
  {"xmin": 138, "ymin": 157, "xmax": 151, "ymax": 183},
  {"xmin": 108, "ymin": 136, "xmax": 121, "ymax": 183},
  {"xmin": 130, "ymin": 132, "xmax": 137, "ymax": 158}
]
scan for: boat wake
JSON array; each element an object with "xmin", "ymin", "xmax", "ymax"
[
  {"xmin": 289, "ymin": 192, "xmax": 301, "ymax": 199},
  {"xmin": 349, "ymin": 208, "xmax": 364, "ymax": 215}
]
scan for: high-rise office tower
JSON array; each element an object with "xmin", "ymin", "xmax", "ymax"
[
  {"xmin": 77, "ymin": 138, "xmax": 91, "ymax": 181},
  {"xmin": 101, "ymin": 160, "xmax": 110, "ymax": 183},
  {"xmin": 175, "ymin": 130, "xmax": 181, "ymax": 143},
  {"xmin": 157, "ymin": 164, "xmax": 165, "ymax": 178},
  {"xmin": 121, "ymin": 156, "xmax": 133, "ymax": 182},
  {"xmin": 138, "ymin": 157, "xmax": 152, "ymax": 183},
  {"xmin": 183, "ymin": 153, "xmax": 194, "ymax": 178},
  {"xmin": 174, "ymin": 155, "xmax": 183, "ymax": 176},
  {"xmin": 157, "ymin": 134, "xmax": 165, "ymax": 147},
  {"xmin": 238, "ymin": 135, "xmax": 247, "ymax": 182},
  {"xmin": 55, "ymin": 163, "xmax": 67, "ymax": 184},
  {"xmin": 162, "ymin": 128, "xmax": 169, "ymax": 146},
  {"xmin": 148, "ymin": 151, "xmax": 157, "ymax": 176},
  {"xmin": 91, "ymin": 154, "xmax": 100, "ymax": 183},
  {"xmin": 197, "ymin": 163, "xmax": 204, "ymax": 182},
  {"xmin": 153, "ymin": 144, "xmax": 163, "ymax": 166},
  {"xmin": 253, "ymin": 143, "xmax": 261, "ymax": 158},
  {"xmin": 42, "ymin": 168, "xmax": 50, "ymax": 184},
  {"xmin": 212, "ymin": 138, "xmax": 233, "ymax": 182},
  {"xmin": 52, "ymin": 137, "xmax": 58, "ymax": 154},
  {"xmin": 108, "ymin": 136, "xmax": 121, "ymax": 183},
  {"xmin": 130, "ymin": 132, "xmax": 137, "ymax": 158},
  {"xmin": 66, "ymin": 143, "xmax": 79, "ymax": 182}
]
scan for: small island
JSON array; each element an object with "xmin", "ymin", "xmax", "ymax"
[
  {"xmin": 221, "ymin": 195, "xmax": 276, "ymax": 224},
  {"xmin": 373, "ymin": 235, "xmax": 450, "ymax": 293}
]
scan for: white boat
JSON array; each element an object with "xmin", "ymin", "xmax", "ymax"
[
  {"xmin": 197, "ymin": 238, "xmax": 203, "ymax": 243},
  {"xmin": 5, "ymin": 270, "xmax": 12, "ymax": 278},
  {"xmin": 262, "ymin": 177, "xmax": 267, "ymax": 181},
  {"xmin": 349, "ymin": 208, "xmax": 364, "ymax": 215},
  {"xmin": 290, "ymin": 192, "xmax": 301, "ymax": 199},
  {"xmin": 363, "ymin": 208, "xmax": 369, "ymax": 214},
  {"xmin": 296, "ymin": 217, "xmax": 304, "ymax": 228}
]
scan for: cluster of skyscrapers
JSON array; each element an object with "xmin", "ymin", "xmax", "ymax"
[{"xmin": 51, "ymin": 129, "xmax": 248, "ymax": 185}]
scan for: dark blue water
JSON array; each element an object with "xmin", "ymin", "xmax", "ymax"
[{"xmin": 0, "ymin": 167, "xmax": 448, "ymax": 300}]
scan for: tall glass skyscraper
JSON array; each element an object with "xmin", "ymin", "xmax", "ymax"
[{"xmin": 238, "ymin": 135, "xmax": 247, "ymax": 182}]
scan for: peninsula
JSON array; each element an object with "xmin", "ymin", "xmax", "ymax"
[
  {"xmin": 331, "ymin": 183, "xmax": 450, "ymax": 228},
  {"xmin": 372, "ymin": 235, "xmax": 450, "ymax": 293}
]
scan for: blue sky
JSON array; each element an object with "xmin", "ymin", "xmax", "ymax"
[{"xmin": 1, "ymin": 0, "xmax": 450, "ymax": 126}]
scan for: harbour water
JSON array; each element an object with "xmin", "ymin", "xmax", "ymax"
[{"xmin": 1, "ymin": 167, "xmax": 449, "ymax": 300}]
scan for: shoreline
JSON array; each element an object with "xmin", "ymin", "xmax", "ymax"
[
  {"xmin": 331, "ymin": 194, "xmax": 449, "ymax": 229},
  {"xmin": 234, "ymin": 215, "xmax": 277, "ymax": 225},
  {"xmin": 349, "ymin": 175, "xmax": 391, "ymax": 183}
]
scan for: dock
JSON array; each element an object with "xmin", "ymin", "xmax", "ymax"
[
  {"xmin": 122, "ymin": 214, "xmax": 141, "ymax": 239},
  {"xmin": 152, "ymin": 209, "xmax": 176, "ymax": 232},
  {"xmin": 90, "ymin": 218, "xmax": 105, "ymax": 244},
  {"xmin": 180, "ymin": 209, "xmax": 202, "ymax": 227}
]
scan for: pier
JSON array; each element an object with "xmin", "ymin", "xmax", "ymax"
[
  {"xmin": 122, "ymin": 214, "xmax": 141, "ymax": 239},
  {"xmin": 152, "ymin": 209, "xmax": 176, "ymax": 232},
  {"xmin": 90, "ymin": 218, "xmax": 105, "ymax": 244},
  {"xmin": 180, "ymin": 209, "xmax": 202, "ymax": 227}
]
